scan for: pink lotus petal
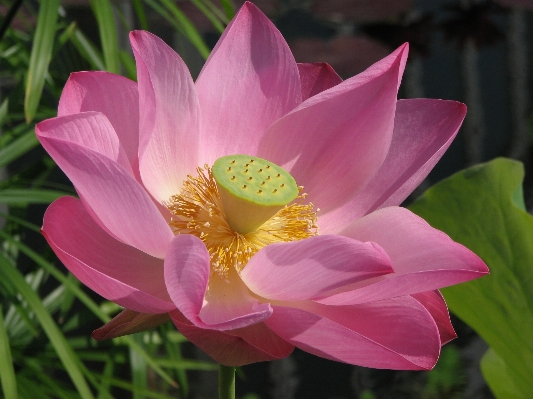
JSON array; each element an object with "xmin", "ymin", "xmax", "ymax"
[
  {"xmin": 36, "ymin": 115, "xmax": 173, "ymax": 258},
  {"xmin": 241, "ymin": 235, "xmax": 393, "ymax": 301},
  {"xmin": 412, "ymin": 291, "xmax": 457, "ymax": 345},
  {"xmin": 195, "ymin": 2, "xmax": 301, "ymax": 164},
  {"xmin": 37, "ymin": 112, "xmax": 132, "ymax": 173},
  {"xmin": 265, "ymin": 296, "xmax": 440, "ymax": 370},
  {"xmin": 297, "ymin": 62, "xmax": 343, "ymax": 101},
  {"xmin": 92, "ymin": 309, "xmax": 171, "ymax": 340},
  {"xmin": 317, "ymin": 207, "xmax": 488, "ymax": 305},
  {"xmin": 42, "ymin": 197, "xmax": 174, "ymax": 313},
  {"xmin": 130, "ymin": 30, "xmax": 200, "ymax": 203},
  {"xmin": 164, "ymin": 235, "xmax": 272, "ymax": 330},
  {"xmin": 258, "ymin": 43, "xmax": 409, "ymax": 213},
  {"xmin": 321, "ymin": 99, "xmax": 467, "ymax": 233},
  {"xmin": 170, "ymin": 309, "xmax": 294, "ymax": 366},
  {"xmin": 58, "ymin": 72, "xmax": 140, "ymax": 174}
]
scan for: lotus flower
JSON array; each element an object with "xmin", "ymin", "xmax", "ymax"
[{"xmin": 37, "ymin": 2, "xmax": 488, "ymax": 370}]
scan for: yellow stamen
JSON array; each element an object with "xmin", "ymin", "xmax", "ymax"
[{"xmin": 166, "ymin": 165, "xmax": 318, "ymax": 278}]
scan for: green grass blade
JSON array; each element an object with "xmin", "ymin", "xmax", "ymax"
[
  {"xmin": 130, "ymin": 334, "xmax": 148, "ymax": 399},
  {"xmin": 0, "ymin": 230, "xmax": 178, "ymax": 388},
  {"xmin": 98, "ymin": 376, "xmax": 177, "ymax": 399},
  {"xmin": 161, "ymin": 323, "xmax": 188, "ymax": 397},
  {"xmin": 0, "ymin": 128, "xmax": 39, "ymax": 168},
  {"xmin": 132, "ymin": 0, "xmax": 149, "ymax": 30},
  {"xmin": 24, "ymin": 0, "xmax": 61, "ymax": 122},
  {"xmin": 189, "ymin": 0, "xmax": 225, "ymax": 33},
  {"xmin": 119, "ymin": 50, "xmax": 137, "ymax": 81},
  {"xmin": 219, "ymin": 0, "xmax": 235, "ymax": 19},
  {"xmin": 0, "ymin": 306, "xmax": 18, "ymax": 399},
  {"xmin": 0, "ymin": 99, "xmax": 8, "ymax": 127},
  {"xmin": 201, "ymin": 0, "xmax": 230, "ymax": 23},
  {"xmin": 69, "ymin": 27, "xmax": 106, "ymax": 71},
  {"xmin": 89, "ymin": 0, "xmax": 120, "ymax": 73},
  {"xmin": 0, "ymin": 255, "xmax": 95, "ymax": 399},
  {"xmin": 96, "ymin": 360, "xmax": 114, "ymax": 399},
  {"xmin": 0, "ymin": 188, "xmax": 67, "ymax": 205},
  {"xmin": 0, "ymin": 211, "xmax": 41, "ymax": 233},
  {"xmin": 144, "ymin": 0, "xmax": 210, "ymax": 59},
  {"xmin": 23, "ymin": 358, "xmax": 75, "ymax": 399}
]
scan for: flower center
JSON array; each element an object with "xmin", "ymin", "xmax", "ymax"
[{"xmin": 166, "ymin": 155, "xmax": 318, "ymax": 279}]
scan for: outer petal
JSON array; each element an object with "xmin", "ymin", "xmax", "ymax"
[
  {"xmin": 259, "ymin": 44, "xmax": 409, "ymax": 214},
  {"xmin": 321, "ymin": 99, "xmax": 467, "ymax": 233},
  {"xmin": 37, "ymin": 112, "xmax": 132, "ymax": 173},
  {"xmin": 412, "ymin": 291, "xmax": 457, "ymax": 345},
  {"xmin": 195, "ymin": 2, "xmax": 301, "ymax": 164},
  {"xmin": 164, "ymin": 235, "xmax": 272, "ymax": 331},
  {"xmin": 130, "ymin": 30, "xmax": 200, "ymax": 203},
  {"xmin": 297, "ymin": 62, "xmax": 342, "ymax": 101},
  {"xmin": 36, "ymin": 113, "xmax": 173, "ymax": 258},
  {"xmin": 241, "ymin": 235, "xmax": 393, "ymax": 301},
  {"xmin": 42, "ymin": 197, "xmax": 174, "ymax": 313},
  {"xmin": 58, "ymin": 71, "xmax": 140, "ymax": 173},
  {"xmin": 170, "ymin": 310, "xmax": 294, "ymax": 366},
  {"xmin": 317, "ymin": 207, "xmax": 488, "ymax": 305},
  {"xmin": 92, "ymin": 310, "xmax": 171, "ymax": 340},
  {"xmin": 265, "ymin": 296, "xmax": 441, "ymax": 370}
]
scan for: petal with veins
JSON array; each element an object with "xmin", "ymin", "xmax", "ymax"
[
  {"xmin": 131, "ymin": 30, "xmax": 201, "ymax": 203},
  {"xmin": 259, "ymin": 44, "xmax": 409, "ymax": 214},
  {"xmin": 43, "ymin": 197, "xmax": 174, "ymax": 313},
  {"xmin": 265, "ymin": 296, "xmax": 440, "ymax": 370},
  {"xmin": 58, "ymin": 71, "xmax": 140, "ymax": 173},
  {"xmin": 164, "ymin": 235, "xmax": 272, "ymax": 331},
  {"xmin": 195, "ymin": 2, "xmax": 301, "ymax": 164},
  {"xmin": 241, "ymin": 235, "xmax": 392, "ymax": 301},
  {"xmin": 170, "ymin": 309, "xmax": 293, "ymax": 366},
  {"xmin": 317, "ymin": 207, "xmax": 488, "ymax": 305},
  {"xmin": 320, "ymin": 99, "xmax": 467, "ymax": 233},
  {"xmin": 36, "ymin": 114, "xmax": 173, "ymax": 258}
]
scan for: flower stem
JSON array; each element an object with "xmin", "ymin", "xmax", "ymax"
[{"xmin": 218, "ymin": 364, "xmax": 235, "ymax": 399}]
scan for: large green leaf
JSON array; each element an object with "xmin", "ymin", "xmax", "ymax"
[
  {"xmin": 409, "ymin": 158, "xmax": 533, "ymax": 398},
  {"xmin": 24, "ymin": 0, "xmax": 61, "ymax": 122},
  {"xmin": 480, "ymin": 349, "xmax": 522, "ymax": 399}
]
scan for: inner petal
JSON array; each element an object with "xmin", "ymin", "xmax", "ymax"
[
  {"xmin": 164, "ymin": 154, "xmax": 318, "ymax": 279},
  {"xmin": 199, "ymin": 267, "xmax": 271, "ymax": 325}
]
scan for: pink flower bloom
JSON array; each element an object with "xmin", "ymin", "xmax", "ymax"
[{"xmin": 38, "ymin": 2, "xmax": 488, "ymax": 370}]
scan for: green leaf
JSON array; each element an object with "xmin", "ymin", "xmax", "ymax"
[
  {"xmin": 0, "ymin": 255, "xmax": 95, "ymax": 399},
  {"xmin": 481, "ymin": 348, "xmax": 523, "ymax": 399},
  {"xmin": 89, "ymin": 0, "xmax": 120, "ymax": 73},
  {"xmin": 0, "ymin": 306, "xmax": 18, "ymax": 399},
  {"xmin": 24, "ymin": 0, "xmax": 61, "ymax": 122},
  {"xmin": 0, "ymin": 188, "xmax": 67, "ymax": 205},
  {"xmin": 409, "ymin": 158, "xmax": 533, "ymax": 399}
]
